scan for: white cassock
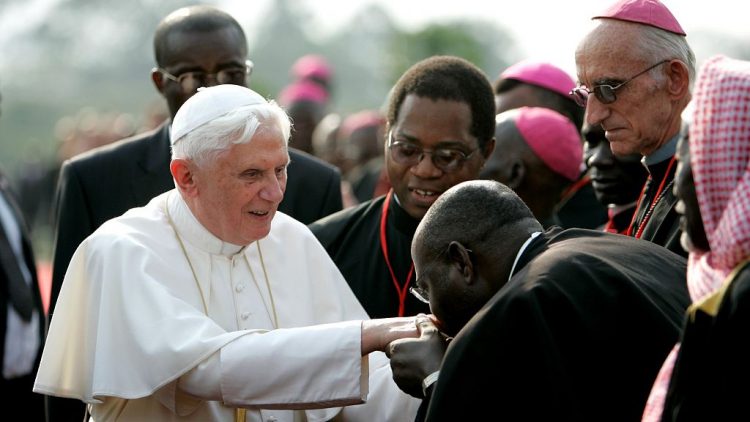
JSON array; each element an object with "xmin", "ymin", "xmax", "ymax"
[{"xmin": 34, "ymin": 190, "xmax": 420, "ymax": 421}]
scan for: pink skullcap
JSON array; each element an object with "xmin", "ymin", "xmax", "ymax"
[
  {"xmin": 593, "ymin": 0, "xmax": 686, "ymax": 36},
  {"xmin": 292, "ymin": 54, "xmax": 333, "ymax": 82},
  {"xmin": 340, "ymin": 110, "xmax": 385, "ymax": 140},
  {"xmin": 278, "ymin": 80, "xmax": 329, "ymax": 107},
  {"xmin": 513, "ymin": 107, "xmax": 583, "ymax": 181},
  {"xmin": 499, "ymin": 60, "xmax": 575, "ymax": 97}
]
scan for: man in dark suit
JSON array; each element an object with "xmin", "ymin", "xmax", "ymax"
[
  {"xmin": 0, "ymin": 94, "xmax": 46, "ymax": 420},
  {"xmin": 387, "ymin": 180, "xmax": 690, "ymax": 421},
  {"xmin": 47, "ymin": 6, "xmax": 342, "ymax": 420}
]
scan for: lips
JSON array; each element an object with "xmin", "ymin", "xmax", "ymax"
[{"xmin": 408, "ymin": 187, "xmax": 442, "ymax": 206}]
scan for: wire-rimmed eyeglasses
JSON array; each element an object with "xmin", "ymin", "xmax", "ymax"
[
  {"xmin": 570, "ymin": 60, "xmax": 669, "ymax": 107},
  {"xmin": 157, "ymin": 59, "xmax": 254, "ymax": 93},
  {"xmin": 387, "ymin": 130, "xmax": 479, "ymax": 173},
  {"xmin": 408, "ymin": 247, "xmax": 474, "ymax": 305}
]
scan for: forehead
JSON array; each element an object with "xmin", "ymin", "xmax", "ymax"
[
  {"xmin": 162, "ymin": 27, "xmax": 246, "ymax": 65},
  {"xmin": 576, "ymin": 22, "xmax": 645, "ymax": 84},
  {"xmin": 394, "ymin": 94, "xmax": 474, "ymax": 141},
  {"xmin": 214, "ymin": 126, "xmax": 288, "ymax": 167}
]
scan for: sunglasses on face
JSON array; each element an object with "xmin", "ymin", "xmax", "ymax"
[{"xmin": 570, "ymin": 60, "xmax": 669, "ymax": 107}]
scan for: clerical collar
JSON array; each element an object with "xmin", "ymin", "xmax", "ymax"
[
  {"xmin": 389, "ymin": 193, "xmax": 421, "ymax": 234},
  {"xmin": 642, "ymin": 134, "xmax": 679, "ymax": 168},
  {"xmin": 508, "ymin": 231, "xmax": 543, "ymax": 282},
  {"xmin": 166, "ymin": 191, "xmax": 245, "ymax": 256}
]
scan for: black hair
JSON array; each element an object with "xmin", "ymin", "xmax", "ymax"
[
  {"xmin": 153, "ymin": 6, "xmax": 247, "ymax": 67},
  {"xmin": 419, "ymin": 180, "xmax": 541, "ymax": 259},
  {"xmin": 494, "ymin": 78, "xmax": 584, "ymax": 131},
  {"xmin": 386, "ymin": 56, "xmax": 496, "ymax": 148}
]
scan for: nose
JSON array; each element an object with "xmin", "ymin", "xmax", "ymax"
[
  {"xmin": 258, "ymin": 173, "xmax": 285, "ymax": 203},
  {"xmin": 587, "ymin": 143, "xmax": 614, "ymax": 169},
  {"xmin": 203, "ymin": 73, "xmax": 221, "ymax": 87},
  {"xmin": 584, "ymin": 97, "xmax": 610, "ymax": 129},
  {"xmin": 409, "ymin": 152, "xmax": 443, "ymax": 178}
]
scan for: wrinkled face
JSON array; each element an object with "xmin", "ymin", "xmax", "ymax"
[
  {"xmin": 584, "ymin": 123, "xmax": 648, "ymax": 206},
  {"xmin": 575, "ymin": 24, "xmax": 674, "ymax": 157},
  {"xmin": 191, "ymin": 126, "xmax": 289, "ymax": 245},
  {"xmin": 387, "ymin": 95, "xmax": 487, "ymax": 219},
  {"xmin": 674, "ymin": 135, "xmax": 709, "ymax": 253},
  {"xmin": 157, "ymin": 27, "xmax": 248, "ymax": 119}
]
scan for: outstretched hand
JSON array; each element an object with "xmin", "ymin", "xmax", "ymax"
[
  {"xmin": 386, "ymin": 314, "xmax": 449, "ymax": 398},
  {"xmin": 361, "ymin": 316, "xmax": 421, "ymax": 355}
]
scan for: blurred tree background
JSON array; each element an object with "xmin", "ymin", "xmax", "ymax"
[
  {"xmin": 0, "ymin": 0, "xmax": 517, "ymax": 177},
  {"xmin": 0, "ymin": 0, "xmax": 747, "ymax": 260},
  {"xmin": 0, "ymin": 0, "xmax": 519, "ymax": 258}
]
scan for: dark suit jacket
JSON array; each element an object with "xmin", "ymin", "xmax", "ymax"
[
  {"xmin": 47, "ymin": 121, "xmax": 343, "ymax": 421},
  {"xmin": 0, "ymin": 174, "xmax": 45, "ymax": 421},
  {"xmin": 423, "ymin": 228, "xmax": 690, "ymax": 422}
]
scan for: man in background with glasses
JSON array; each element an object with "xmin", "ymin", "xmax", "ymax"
[
  {"xmin": 309, "ymin": 56, "xmax": 496, "ymax": 319},
  {"xmin": 47, "ymin": 6, "xmax": 343, "ymax": 421},
  {"xmin": 572, "ymin": 0, "xmax": 694, "ymax": 257}
]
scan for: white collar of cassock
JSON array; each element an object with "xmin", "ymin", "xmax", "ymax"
[{"xmin": 166, "ymin": 190, "xmax": 246, "ymax": 257}]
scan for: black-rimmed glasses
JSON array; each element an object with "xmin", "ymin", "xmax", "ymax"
[
  {"xmin": 570, "ymin": 60, "xmax": 669, "ymax": 107},
  {"xmin": 387, "ymin": 131, "xmax": 479, "ymax": 173},
  {"xmin": 157, "ymin": 59, "xmax": 254, "ymax": 93}
]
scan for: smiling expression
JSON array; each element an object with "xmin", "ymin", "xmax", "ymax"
[
  {"xmin": 190, "ymin": 126, "xmax": 289, "ymax": 246},
  {"xmin": 386, "ymin": 94, "xmax": 489, "ymax": 219}
]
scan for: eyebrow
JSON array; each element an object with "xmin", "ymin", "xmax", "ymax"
[{"xmin": 392, "ymin": 132, "xmax": 471, "ymax": 149}]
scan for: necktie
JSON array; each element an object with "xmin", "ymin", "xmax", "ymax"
[{"xmin": 0, "ymin": 190, "xmax": 34, "ymax": 321}]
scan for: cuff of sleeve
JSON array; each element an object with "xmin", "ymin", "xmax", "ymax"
[{"xmin": 421, "ymin": 371, "xmax": 440, "ymax": 397}]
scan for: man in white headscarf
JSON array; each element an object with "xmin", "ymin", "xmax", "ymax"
[{"xmin": 34, "ymin": 84, "xmax": 421, "ymax": 422}]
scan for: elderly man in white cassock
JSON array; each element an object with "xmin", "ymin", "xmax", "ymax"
[{"xmin": 34, "ymin": 84, "xmax": 423, "ymax": 422}]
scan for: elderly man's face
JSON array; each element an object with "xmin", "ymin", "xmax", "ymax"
[
  {"xmin": 156, "ymin": 26, "xmax": 248, "ymax": 119},
  {"xmin": 191, "ymin": 125, "xmax": 289, "ymax": 245},
  {"xmin": 386, "ymin": 94, "xmax": 488, "ymax": 219},
  {"xmin": 584, "ymin": 123, "xmax": 647, "ymax": 206},
  {"xmin": 674, "ymin": 134, "xmax": 709, "ymax": 253},
  {"xmin": 575, "ymin": 24, "xmax": 678, "ymax": 157}
]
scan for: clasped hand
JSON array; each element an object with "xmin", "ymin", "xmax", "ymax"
[{"xmin": 386, "ymin": 314, "xmax": 449, "ymax": 398}]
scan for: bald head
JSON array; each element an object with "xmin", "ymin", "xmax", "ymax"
[
  {"xmin": 415, "ymin": 180, "xmax": 541, "ymax": 262},
  {"xmin": 154, "ymin": 5, "xmax": 247, "ymax": 67}
]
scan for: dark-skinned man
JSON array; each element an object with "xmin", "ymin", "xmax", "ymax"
[{"xmin": 387, "ymin": 180, "xmax": 690, "ymax": 421}]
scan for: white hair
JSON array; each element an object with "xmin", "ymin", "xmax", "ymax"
[
  {"xmin": 172, "ymin": 100, "xmax": 291, "ymax": 166},
  {"xmin": 636, "ymin": 25, "xmax": 696, "ymax": 92}
]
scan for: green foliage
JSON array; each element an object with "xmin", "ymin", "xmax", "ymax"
[{"xmin": 389, "ymin": 23, "xmax": 488, "ymax": 82}]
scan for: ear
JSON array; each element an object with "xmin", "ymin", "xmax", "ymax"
[
  {"xmin": 170, "ymin": 158, "xmax": 198, "ymax": 197},
  {"xmin": 151, "ymin": 68, "xmax": 167, "ymax": 94},
  {"xmin": 665, "ymin": 60, "xmax": 690, "ymax": 100},
  {"xmin": 446, "ymin": 241, "xmax": 475, "ymax": 285},
  {"xmin": 506, "ymin": 159, "xmax": 526, "ymax": 190}
]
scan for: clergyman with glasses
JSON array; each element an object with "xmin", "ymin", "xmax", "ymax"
[
  {"xmin": 572, "ymin": 0, "xmax": 695, "ymax": 256},
  {"xmin": 309, "ymin": 55, "xmax": 496, "ymax": 319},
  {"xmin": 47, "ymin": 6, "xmax": 344, "ymax": 420}
]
